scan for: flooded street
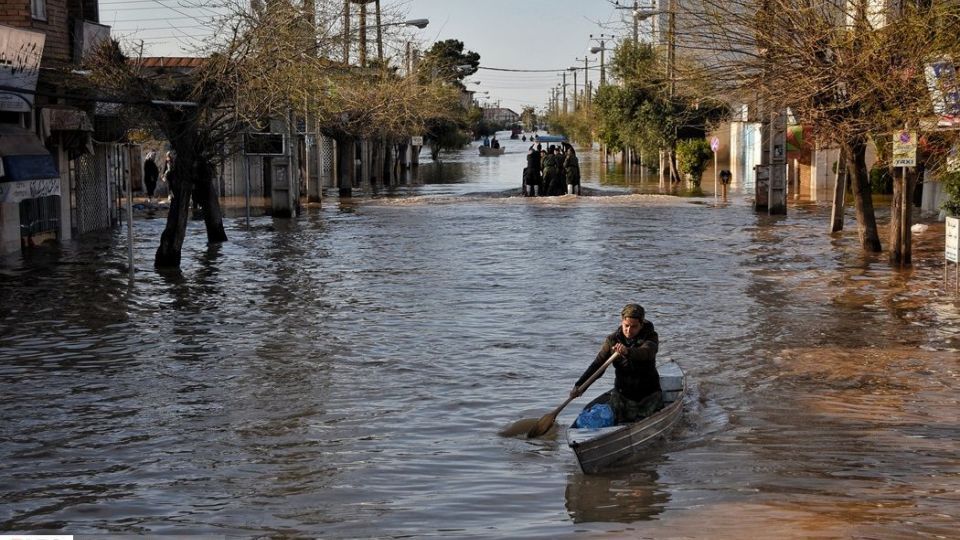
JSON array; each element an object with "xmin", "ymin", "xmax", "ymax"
[{"xmin": 2, "ymin": 135, "xmax": 959, "ymax": 538}]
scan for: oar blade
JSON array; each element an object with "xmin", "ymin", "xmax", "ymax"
[{"xmin": 526, "ymin": 412, "xmax": 556, "ymax": 438}]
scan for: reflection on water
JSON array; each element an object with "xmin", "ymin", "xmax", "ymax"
[
  {"xmin": 565, "ymin": 465, "xmax": 669, "ymax": 523},
  {"xmin": 1, "ymin": 134, "xmax": 959, "ymax": 537}
]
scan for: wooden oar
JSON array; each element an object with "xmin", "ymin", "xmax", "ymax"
[{"xmin": 527, "ymin": 351, "xmax": 620, "ymax": 438}]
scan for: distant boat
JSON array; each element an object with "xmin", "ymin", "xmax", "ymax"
[
  {"xmin": 534, "ymin": 134, "xmax": 567, "ymax": 143},
  {"xmin": 479, "ymin": 146, "xmax": 505, "ymax": 156}
]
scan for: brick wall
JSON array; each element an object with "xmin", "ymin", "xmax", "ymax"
[
  {"xmin": 0, "ymin": 0, "xmax": 86, "ymax": 66},
  {"xmin": 0, "ymin": 2, "xmax": 32, "ymax": 27}
]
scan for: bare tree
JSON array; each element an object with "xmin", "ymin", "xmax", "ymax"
[
  {"xmin": 689, "ymin": 0, "xmax": 960, "ymax": 256},
  {"xmin": 86, "ymin": 0, "xmax": 461, "ymax": 268}
]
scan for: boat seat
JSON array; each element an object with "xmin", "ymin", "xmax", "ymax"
[{"xmin": 659, "ymin": 362, "xmax": 684, "ymax": 403}]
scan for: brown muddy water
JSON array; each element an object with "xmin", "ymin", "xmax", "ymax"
[{"xmin": 1, "ymin": 135, "xmax": 959, "ymax": 538}]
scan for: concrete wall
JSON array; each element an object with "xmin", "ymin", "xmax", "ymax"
[{"xmin": 0, "ymin": 203, "xmax": 20, "ymax": 254}]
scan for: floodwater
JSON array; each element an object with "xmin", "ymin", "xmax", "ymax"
[{"xmin": 2, "ymin": 134, "xmax": 959, "ymax": 539}]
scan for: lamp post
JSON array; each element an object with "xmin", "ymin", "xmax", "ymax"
[
  {"xmin": 589, "ymin": 33, "xmax": 615, "ymax": 86},
  {"xmin": 343, "ymin": 0, "xmax": 428, "ymax": 67},
  {"xmin": 589, "ymin": 45, "xmax": 611, "ymax": 87},
  {"xmin": 614, "ymin": 1, "xmax": 661, "ymax": 44}
]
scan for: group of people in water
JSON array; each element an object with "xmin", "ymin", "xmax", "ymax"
[
  {"xmin": 482, "ymin": 135, "xmax": 500, "ymax": 149},
  {"xmin": 523, "ymin": 142, "xmax": 581, "ymax": 197}
]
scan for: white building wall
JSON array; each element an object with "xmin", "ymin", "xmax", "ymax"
[
  {"xmin": 921, "ymin": 174, "xmax": 949, "ymax": 219},
  {"xmin": 730, "ymin": 121, "xmax": 761, "ymax": 189}
]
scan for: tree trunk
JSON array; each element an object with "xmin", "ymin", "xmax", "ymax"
[
  {"xmin": 154, "ymin": 142, "xmax": 227, "ymax": 268},
  {"xmin": 830, "ymin": 148, "xmax": 847, "ymax": 233},
  {"xmin": 198, "ymin": 161, "xmax": 228, "ymax": 243},
  {"xmin": 155, "ymin": 146, "xmax": 193, "ymax": 269},
  {"xmin": 890, "ymin": 163, "xmax": 919, "ymax": 266},
  {"xmin": 381, "ymin": 137, "xmax": 392, "ymax": 186},
  {"xmin": 335, "ymin": 135, "xmax": 355, "ymax": 197},
  {"xmin": 889, "ymin": 166, "xmax": 904, "ymax": 263},
  {"xmin": 842, "ymin": 136, "xmax": 882, "ymax": 252}
]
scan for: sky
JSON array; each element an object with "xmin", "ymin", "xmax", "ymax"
[{"xmin": 97, "ymin": 0, "xmax": 638, "ymax": 112}]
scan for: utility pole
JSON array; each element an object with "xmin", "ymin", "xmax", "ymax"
[
  {"xmin": 358, "ymin": 1, "xmax": 367, "ymax": 67},
  {"xmin": 342, "ymin": 0, "xmax": 350, "ymax": 64},
  {"xmin": 375, "ymin": 0, "xmax": 383, "ymax": 62},
  {"xmin": 569, "ymin": 67, "xmax": 578, "ymax": 112},
  {"xmin": 562, "ymin": 71, "xmax": 568, "ymax": 114},
  {"xmin": 768, "ymin": 109, "xmax": 788, "ymax": 214},
  {"xmin": 576, "ymin": 57, "xmax": 590, "ymax": 104},
  {"xmin": 667, "ymin": 0, "xmax": 675, "ymax": 98},
  {"xmin": 589, "ymin": 34, "xmax": 614, "ymax": 86}
]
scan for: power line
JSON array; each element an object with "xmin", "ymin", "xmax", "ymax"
[{"xmin": 479, "ymin": 66, "xmax": 589, "ymax": 73}]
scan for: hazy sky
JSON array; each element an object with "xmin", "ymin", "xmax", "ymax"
[{"xmin": 98, "ymin": 0, "xmax": 637, "ymax": 111}]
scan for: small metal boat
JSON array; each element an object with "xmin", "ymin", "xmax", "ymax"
[
  {"xmin": 479, "ymin": 145, "xmax": 505, "ymax": 156},
  {"xmin": 567, "ymin": 362, "xmax": 685, "ymax": 474},
  {"xmin": 532, "ymin": 134, "xmax": 567, "ymax": 143}
]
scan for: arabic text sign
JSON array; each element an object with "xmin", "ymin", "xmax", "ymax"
[
  {"xmin": 0, "ymin": 25, "xmax": 45, "ymax": 112},
  {"xmin": 925, "ymin": 57, "xmax": 960, "ymax": 118},
  {"xmin": 892, "ymin": 130, "xmax": 917, "ymax": 167}
]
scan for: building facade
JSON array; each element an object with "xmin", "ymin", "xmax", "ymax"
[
  {"xmin": 0, "ymin": 0, "xmax": 107, "ymax": 255},
  {"xmin": 482, "ymin": 107, "xmax": 520, "ymax": 127}
]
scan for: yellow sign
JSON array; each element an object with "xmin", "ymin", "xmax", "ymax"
[{"xmin": 892, "ymin": 130, "xmax": 917, "ymax": 167}]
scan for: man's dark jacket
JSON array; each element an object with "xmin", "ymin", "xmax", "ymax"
[{"xmin": 575, "ymin": 321, "xmax": 660, "ymax": 402}]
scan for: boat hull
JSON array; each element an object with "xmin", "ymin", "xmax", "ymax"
[
  {"xmin": 479, "ymin": 146, "xmax": 505, "ymax": 156},
  {"xmin": 567, "ymin": 362, "xmax": 685, "ymax": 474}
]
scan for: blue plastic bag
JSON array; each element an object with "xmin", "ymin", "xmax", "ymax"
[{"xmin": 575, "ymin": 403, "xmax": 615, "ymax": 429}]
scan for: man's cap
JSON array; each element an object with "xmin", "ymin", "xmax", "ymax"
[{"xmin": 621, "ymin": 303, "xmax": 644, "ymax": 320}]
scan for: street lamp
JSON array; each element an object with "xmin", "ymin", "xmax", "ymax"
[
  {"xmin": 343, "ymin": 0, "xmax": 429, "ymax": 67},
  {"xmin": 615, "ymin": 1, "xmax": 660, "ymax": 44},
  {"xmin": 402, "ymin": 18, "xmax": 429, "ymax": 29},
  {"xmin": 589, "ymin": 33, "xmax": 614, "ymax": 85}
]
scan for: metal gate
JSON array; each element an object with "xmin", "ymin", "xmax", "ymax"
[{"xmin": 73, "ymin": 142, "xmax": 113, "ymax": 234}]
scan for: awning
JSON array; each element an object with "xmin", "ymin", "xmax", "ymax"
[
  {"xmin": 41, "ymin": 105, "xmax": 94, "ymax": 157},
  {"xmin": 0, "ymin": 123, "xmax": 61, "ymax": 203}
]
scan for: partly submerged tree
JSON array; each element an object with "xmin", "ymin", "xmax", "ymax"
[
  {"xmin": 696, "ymin": 0, "xmax": 960, "ymax": 257},
  {"xmin": 416, "ymin": 39, "xmax": 481, "ymax": 160},
  {"xmin": 520, "ymin": 106, "xmax": 537, "ymax": 132},
  {"xmin": 676, "ymin": 138, "xmax": 713, "ymax": 191},
  {"xmin": 417, "ymin": 39, "xmax": 480, "ymax": 88},
  {"xmin": 593, "ymin": 40, "xmax": 726, "ymax": 182},
  {"xmin": 86, "ymin": 0, "xmax": 463, "ymax": 268},
  {"xmin": 87, "ymin": 42, "xmax": 231, "ymax": 269}
]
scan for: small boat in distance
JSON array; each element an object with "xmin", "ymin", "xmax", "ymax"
[
  {"xmin": 533, "ymin": 134, "xmax": 567, "ymax": 144},
  {"xmin": 479, "ymin": 145, "xmax": 505, "ymax": 156},
  {"xmin": 567, "ymin": 361, "xmax": 685, "ymax": 474}
]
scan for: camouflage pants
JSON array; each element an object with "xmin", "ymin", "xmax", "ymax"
[{"xmin": 609, "ymin": 389, "xmax": 663, "ymax": 424}]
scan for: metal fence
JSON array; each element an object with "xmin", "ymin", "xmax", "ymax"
[
  {"xmin": 18, "ymin": 195, "xmax": 60, "ymax": 239},
  {"xmin": 73, "ymin": 142, "xmax": 116, "ymax": 235}
]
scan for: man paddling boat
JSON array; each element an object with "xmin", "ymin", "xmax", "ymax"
[{"xmin": 571, "ymin": 304, "xmax": 662, "ymax": 424}]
